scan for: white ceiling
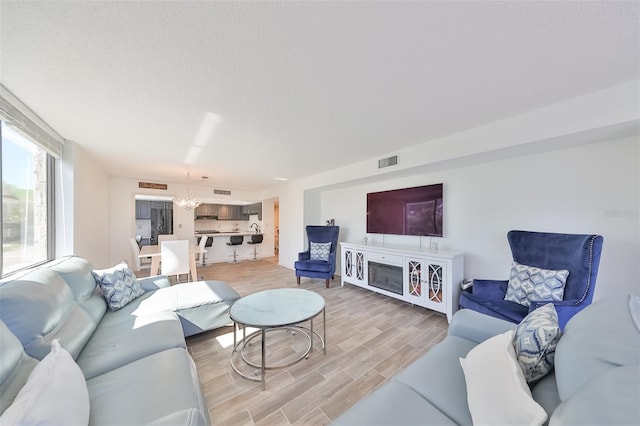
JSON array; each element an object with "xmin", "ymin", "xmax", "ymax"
[{"xmin": 1, "ymin": 1, "xmax": 638, "ymax": 191}]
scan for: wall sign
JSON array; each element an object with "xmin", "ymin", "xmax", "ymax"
[{"xmin": 138, "ymin": 182, "xmax": 168, "ymax": 190}]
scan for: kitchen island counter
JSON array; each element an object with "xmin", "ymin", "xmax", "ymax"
[
  {"xmin": 195, "ymin": 231, "xmax": 262, "ymax": 237},
  {"xmin": 194, "ymin": 231, "xmax": 265, "ymax": 264}
]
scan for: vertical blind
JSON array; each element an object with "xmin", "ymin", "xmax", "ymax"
[{"xmin": 0, "ymin": 84, "xmax": 64, "ymax": 158}]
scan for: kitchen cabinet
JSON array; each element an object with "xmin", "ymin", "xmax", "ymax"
[
  {"xmin": 231, "ymin": 205, "xmax": 242, "ymax": 220},
  {"xmin": 241, "ymin": 202, "xmax": 263, "ymax": 220},
  {"xmin": 194, "ymin": 204, "xmax": 252, "ymax": 221},
  {"xmin": 217, "ymin": 204, "xmax": 231, "ymax": 220},
  {"xmin": 195, "ymin": 203, "xmax": 218, "ymax": 218},
  {"xmin": 135, "ymin": 200, "xmax": 151, "ymax": 219}
]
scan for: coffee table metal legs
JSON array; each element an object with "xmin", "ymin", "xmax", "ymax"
[
  {"xmin": 230, "ymin": 314, "xmax": 326, "ymax": 390},
  {"xmin": 261, "ymin": 328, "xmax": 266, "ymax": 390}
]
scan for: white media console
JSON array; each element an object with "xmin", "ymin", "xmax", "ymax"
[{"xmin": 340, "ymin": 242, "xmax": 464, "ymax": 322}]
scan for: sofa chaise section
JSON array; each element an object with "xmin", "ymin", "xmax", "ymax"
[{"xmin": 0, "ymin": 255, "xmax": 241, "ymax": 425}]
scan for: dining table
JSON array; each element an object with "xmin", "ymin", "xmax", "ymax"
[{"xmin": 139, "ymin": 243, "xmax": 206, "ymax": 281}]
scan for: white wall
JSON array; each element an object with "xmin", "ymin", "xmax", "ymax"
[
  {"xmin": 265, "ymin": 82, "xmax": 639, "ymax": 296},
  {"xmin": 319, "ymin": 136, "xmax": 639, "ymax": 300},
  {"xmin": 56, "ymin": 141, "xmax": 111, "ymax": 267}
]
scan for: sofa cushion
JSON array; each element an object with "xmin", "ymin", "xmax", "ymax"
[
  {"xmin": 92, "ymin": 262, "xmax": 146, "ymax": 311},
  {"xmin": 77, "ymin": 311, "xmax": 186, "ymax": 379},
  {"xmin": 554, "ymin": 295, "xmax": 640, "ymax": 401},
  {"xmin": 0, "ymin": 320, "xmax": 37, "ymax": 415},
  {"xmin": 86, "ymin": 348, "xmax": 211, "ymax": 426},
  {"xmin": 294, "ymin": 259, "xmax": 333, "ymax": 273},
  {"xmin": 530, "ymin": 370, "xmax": 561, "ymax": 419},
  {"xmin": 505, "ymin": 262, "xmax": 569, "ymax": 307},
  {"xmin": 395, "ymin": 335, "xmax": 477, "ymax": 425},
  {"xmin": 459, "ymin": 292, "xmax": 529, "ymax": 323},
  {"xmin": 448, "ymin": 308, "xmax": 516, "ymax": 344},
  {"xmin": 97, "ymin": 280, "xmax": 239, "ymax": 338},
  {"xmin": 170, "ymin": 280, "xmax": 239, "ymax": 336},
  {"xmin": 0, "ymin": 340, "xmax": 89, "ymax": 426},
  {"xmin": 513, "ymin": 303, "xmax": 561, "ymax": 383},
  {"xmin": 47, "ymin": 256, "xmax": 108, "ymax": 325},
  {"xmin": 460, "ymin": 330, "xmax": 547, "ymax": 426},
  {"xmin": 549, "ymin": 364, "xmax": 640, "ymax": 426},
  {"xmin": 0, "ymin": 267, "xmax": 97, "ymax": 360},
  {"xmin": 332, "ymin": 379, "xmax": 457, "ymax": 426}
]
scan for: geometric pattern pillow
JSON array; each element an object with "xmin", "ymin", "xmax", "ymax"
[
  {"xmin": 513, "ymin": 303, "xmax": 562, "ymax": 383},
  {"xmin": 92, "ymin": 262, "xmax": 146, "ymax": 311},
  {"xmin": 310, "ymin": 242, "xmax": 331, "ymax": 261},
  {"xmin": 504, "ymin": 261, "xmax": 570, "ymax": 307}
]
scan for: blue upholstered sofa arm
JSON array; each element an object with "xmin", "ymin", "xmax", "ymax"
[
  {"xmin": 138, "ymin": 275, "xmax": 172, "ymax": 292},
  {"xmin": 470, "ymin": 279, "xmax": 508, "ymax": 298}
]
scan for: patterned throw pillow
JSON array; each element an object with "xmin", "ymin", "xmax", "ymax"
[
  {"xmin": 513, "ymin": 303, "xmax": 561, "ymax": 383},
  {"xmin": 92, "ymin": 262, "xmax": 146, "ymax": 311},
  {"xmin": 504, "ymin": 261, "xmax": 569, "ymax": 307},
  {"xmin": 310, "ymin": 242, "xmax": 331, "ymax": 261}
]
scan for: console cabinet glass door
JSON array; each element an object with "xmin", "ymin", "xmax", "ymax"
[
  {"xmin": 343, "ymin": 247, "xmax": 367, "ymax": 286},
  {"xmin": 405, "ymin": 257, "xmax": 424, "ymax": 304},
  {"xmin": 424, "ymin": 260, "xmax": 446, "ymax": 311},
  {"xmin": 405, "ymin": 257, "xmax": 446, "ymax": 310}
]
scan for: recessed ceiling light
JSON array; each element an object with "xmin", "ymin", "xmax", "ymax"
[{"xmin": 274, "ymin": 177, "xmax": 288, "ymax": 181}]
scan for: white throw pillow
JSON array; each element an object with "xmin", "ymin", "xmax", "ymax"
[
  {"xmin": 460, "ymin": 330, "xmax": 547, "ymax": 426},
  {"xmin": 0, "ymin": 339, "xmax": 90, "ymax": 426}
]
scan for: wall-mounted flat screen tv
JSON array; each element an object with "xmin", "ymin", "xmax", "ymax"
[{"xmin": 366, "ymin": 183, "xmax": 443, "ymax": 237}]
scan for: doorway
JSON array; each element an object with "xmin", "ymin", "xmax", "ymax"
[{"xmin": 135, "ymin": 195, "xmax": 174, "ymax": 246}]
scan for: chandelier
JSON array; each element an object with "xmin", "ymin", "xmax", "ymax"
[{"xmin": 174, "ymin": 172, "xmax": 201, "ymax": 210}]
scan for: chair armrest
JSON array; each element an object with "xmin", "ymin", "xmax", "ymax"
[
  {"xmin": 298, "ymin": 251, "xmax": 310, "ymax": 261},
  {"xmin": 529, "ymin": 299, "xmax": 587, "ymax": 330},
  {"xmin": 448, "ymin": 309, "xmax": 517, "ymax": 344},
  {"xmin": 471, "ymin": 279, "xmax": 508, "ymax": 298},
  {"xmin": 138, "ymin": 275, "xmax": 171, "ymax": 291}
]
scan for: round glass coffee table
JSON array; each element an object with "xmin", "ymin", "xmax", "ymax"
[{"xmin": 230, "ymin": 288, "xmax": 326, "ymax": 390}]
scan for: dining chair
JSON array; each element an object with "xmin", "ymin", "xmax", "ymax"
[
  {"xmin": 130, "ymin": 237, "xmax": 151, "ymax": 271},
  {"xmin": 161, "ymin": 240, "xmax": 191, "ymax": 284},
  {"xmin": 158, "ymin": 234, "xmax": 177, "ymax": 245},
  {"xmin": 196, "ymin": 236, "xmax": 212, "ymax": 266}
]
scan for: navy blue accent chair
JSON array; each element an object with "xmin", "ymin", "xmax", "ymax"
[
  {"xmin": 459, "ymin": 230, "xmax": 603, "ymax": 330},
  {"xmin": 294, "ymin": 226, "xmax": 340, "ymax": 288}
]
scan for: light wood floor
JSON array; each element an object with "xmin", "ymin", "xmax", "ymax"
[{"xmin": 179, "ymin": 259, "xmax": 449, "ymax": 425}]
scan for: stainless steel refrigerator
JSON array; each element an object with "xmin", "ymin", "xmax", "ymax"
[{"xmin": 151, "ymin": 204, "xmax": 173, "ymax": 245}]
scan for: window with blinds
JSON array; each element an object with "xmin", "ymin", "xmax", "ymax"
[{"xmin": 0, "ymin": 86, "xmax": 58, "ymax": 276}]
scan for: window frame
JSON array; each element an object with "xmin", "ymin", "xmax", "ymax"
[{"xmin": 0, "ymin": 122, "xmax": 56, "ymax": 277}]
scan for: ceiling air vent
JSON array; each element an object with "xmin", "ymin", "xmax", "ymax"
[
  {"xmin": 378, "ymin": 155, "xmax": 398, "ymax": 169},
  {"xmin": 214, "ymin": 189, "xmax": 231, "ymax": 196}
]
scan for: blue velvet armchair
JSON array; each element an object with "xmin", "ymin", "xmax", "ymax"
[
  {"xmin": 295, "ymin": 226, "xmax": 340, "ymax": 288},
  {"xmin": 459, "ymin": 230, "xmax": 603, "ymax": 329}
]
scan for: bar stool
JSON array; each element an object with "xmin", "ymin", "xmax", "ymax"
[
  {"xmin": 227, "ymin": 235, "xmax": 244, "ymax": 262},
  {"xmin": 246, "ymin": 234, "xmax": 264, "ymax": 260}
]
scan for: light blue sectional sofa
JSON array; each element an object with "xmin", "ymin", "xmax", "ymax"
[
  {"xmin": 0, "ymin": 255, "xmax": 240, "ymax": 425},
  {"xmin": 334, "ymin": 295, "xmax": 640, "ymax": 425}
]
